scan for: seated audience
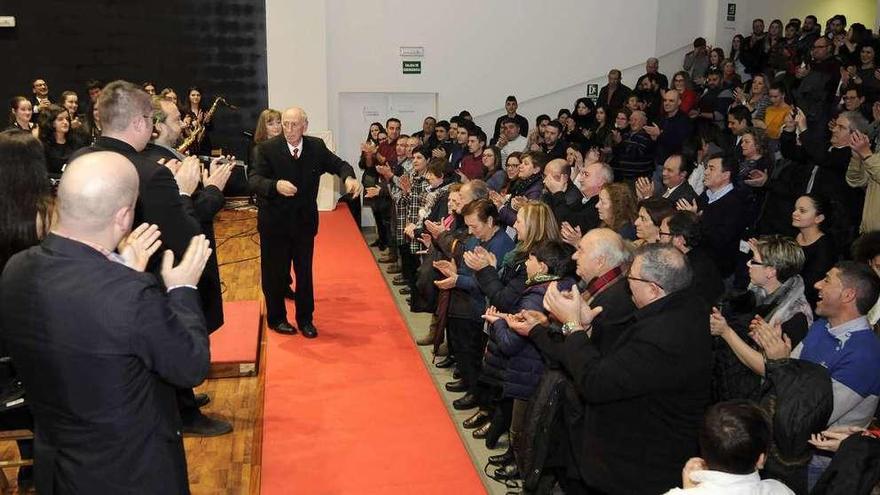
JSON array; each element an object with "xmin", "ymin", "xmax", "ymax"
[
  {"xmin": 595, "ymin": 183, "xmax": 637, "ymax": 241},
  {"xmin": 634, "ymin": 196, "xmax": 676, "ymax": 245},
  {"xmin": 792, "ymin": 194, "xmax": 839, "ymax": 309},
  {"xmin": 660, "ymin": 211, "xmax": 724, "ymax": 306}
]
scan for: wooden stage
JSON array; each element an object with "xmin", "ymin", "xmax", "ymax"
[{"xmin": 0, "ymin": 207, "xmax": 267, "ymax": 494}]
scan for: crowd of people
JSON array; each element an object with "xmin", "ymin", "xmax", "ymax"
[
  {"xmin": 1, "ymin": 10, "xmax": 880, "ymax": 495},
  {"xmin": 354, "ymin": 12, "xmax": 880, "ymax": 495},
  {"xmin": 7, "ymin": 79, "xmax": 217, "ymax": 176}
]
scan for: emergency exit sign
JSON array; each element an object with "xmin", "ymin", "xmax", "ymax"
[{"xmin": 402, "ymin": 61, "xmax": 421, "ymax": 74}]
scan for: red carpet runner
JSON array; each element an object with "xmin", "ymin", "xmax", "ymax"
[{"xmin": 260, "ymin": 208, "xmax": 485, "ymax": 494}]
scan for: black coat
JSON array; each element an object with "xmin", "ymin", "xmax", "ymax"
[
  {"xmin": 698, "ymin": 188, "xmax": 750, "ymax": 278},
  {"xmin": 141, "ymin": 143, "xmax": 226, "ymax": 331},
  {"xmin": 248, "ymin": 135, "xmax": 356, "ymax": 237},
  {"xmin": 660, "ymin": 181, "xmax": 699, "ymax": 205},
  {"xmin": 687, "ymin": 247, "xmax": 725, "ymax": 307},
  {"xmin": 548, "ymin": 193, "xmax": 600, "ymax": 234},
  {"xmin": 70, "ymin": 137, "xmax": 204, "ymax": 275},
  {"xmin": 0, "ymin": 235, "xmax": 209, "ymax": 495},
  {"xmin": 551, "ymin": 290, "xmax": 712, "ymax": 494}
]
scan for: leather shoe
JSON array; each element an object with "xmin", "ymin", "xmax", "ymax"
[
  {"xmin": 378, "ymin": 255, "xmax": 398, "ymax": 264},
  {"xmin": 494, "ymin": 464, "xmax": 519, "ymax": 480},
  {"xmin": 270, "ymin": 321, "xmax": 297, "ymax": 335},
  {"xmin": 452, "ymin": 393, "xmax": 478, "ymax": 411},
  {"xmin": 299, "ymin": 322, "xmax": 319, "ymax": 338},
  {"xmin": 445, "ymin": 379, "xmax": 467, "ymax": 392},
  {"xmin": 463, "ymin": 409, "xmax": 490, "ymax": 429},
  {"xmin": 473, "ymin": 420, "xmax": 492, "ymax": 438},
  {"xmin": 489, "ymin": 448, "xmax": 514, "ymax": 466},
  {"xmin": 392, "ymin": 277, "xmax": 407, "ymax": 286},
  {"xmin": 182, "ymin": 413, "xmax": 233, "ymax": 437},
  {"xmin": 284, "ymin": 287, "xmax": 296, "ymax": 300},
  {"xmin": 398, "ymin": 286, "xmax": 411, "ymax": 295},
  {"xmin": 385, "ymin": 264, "xmax": 402, "ymax": 274},
  {"xmin": 435, "ymin": 356, "xmax": 455, "ymax": 369},
  {"xmin": 195, "ymin": 393, "xmax": 211, "ymax": 408},
  {"xmin": 452, "ymin": 368, "xmax": 461, "ymax": 380}
]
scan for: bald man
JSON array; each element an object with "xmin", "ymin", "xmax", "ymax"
[
  {"xmin": 0, "ymin": 152, "xmax": 212, "ymax": 494},
  {"xmin": 249, "ymin": 107, "xmax": 360, "ymax": 337}
]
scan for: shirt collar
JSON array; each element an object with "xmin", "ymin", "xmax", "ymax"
[
  {"xmin": 50, "ymin": 231, "xmax": 126, "ymax": 265},
  {"xmin": 287, "ymin": 139, "xmax": 303, "ymax": 155},
  {"xmin": 663, "ymin": 183, "xmax": 681, "ymax": 197},
  {"xmin": 689, "ymin": 469, "xmax": 762, "ymax": 486},
  {"xmin": 826, "ymin": 316, "xmax": 871, "ymax": 345},
  {"xmin": 706, "ymin": 183, "xmax": 733, "ymax": 203}
]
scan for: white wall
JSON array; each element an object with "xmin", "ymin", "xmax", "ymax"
[
  {"xmin": 712, "ymin": 0, "xmax": 877, "ymax": 49},
  {"xmin": 267, "ymin": 0, "xmax": 717, "ymax": 147}
]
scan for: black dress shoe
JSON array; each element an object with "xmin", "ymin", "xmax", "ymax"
[
  {"xmin": 473, "ymin": 420, "xmax": 492, "ymax": 438},
  {"xmin": 392, "ymin": 278, "xmax": 407, "ymax": 286},
  {"xmin": 195, "ymin": 393, "xmax": 211, "ymax": 408},
  {"xmin": 462, "ymin": 409, "xmax": 490, "ymax": 429},
  {"xmin": 488, "ymin": 447, "xmax": 514, "ymax": 466},
  {"xmin": 494, "ymin": 464, "xmax": 520, "ymax": 481},
  {"xmin": 270, "ymin": 321, "xmax": 297, "ymax": 335},
  {"xmin": 284, "ymin": 287, "xmax": 296, "ymax": 300},
  {"xmin": 385, "ymin": 264, "xmax": 403, "ymax": 274},
  {"xmin": 452, "ymin": 368, "xmax": 461, "ymax": 380},
  {"xmin": 398, "ymin": 286, "xmax": 411, "ymax": 295},
  {"xmin": 299, "ymin": 322, "xmax": 319, "ymax": 338},
  {"xmin": 182, "ymin": 413, "xmax": 233, "ymax": 437},
  {"xmin": 445, "ymin": 379, "xmax": 467, "ymax": 392},
  {"xmin": 435, "ymin": 356, "xmax": 455, "ymax": 369},
  {"xmin": 452, "ymin": 393, "xmax": 478, "ymax": 411}
]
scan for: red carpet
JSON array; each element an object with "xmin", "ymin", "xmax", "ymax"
[
  {"xmin": 260, "ymin": 208, "xmax": 484, "ymax": 494},
  {"xmin": 209, "ymin": 300, "xmax": 261, "ymax": 363}
]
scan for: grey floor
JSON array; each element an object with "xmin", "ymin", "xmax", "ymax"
[{"xmin": 364, "ymin": 235, "xmax": 515, "ymax": 495}]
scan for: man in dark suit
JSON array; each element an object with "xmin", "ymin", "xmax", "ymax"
[
  {"xmin": 636, "ymin": 154, "xmax": 698, "ymax": 204},
  {"xmin": 597, "ymin": 69, "xmax": 631, "ymax": 114},
  {"xmin": 513, "ymin": 244, "xmax": 712, "ymax": 494},
  {"xmin": 661, "ymin": 211, "xmax": 725, "ymax": 307},
  {"xmin": 249, "ymin": 107, "xmax": 360, "ymax": 338},
  {"xmin": 70, "ymin": 80, "xmax": 231, "ymax": 436},
  {"xmin": 0, "ymin": 152, "xmax": 212, "ymax": 494}
]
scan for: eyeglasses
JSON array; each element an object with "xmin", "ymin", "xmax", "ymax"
[
  {"xmin": 747, "ymin": 258, "xmax": 765, "ymax": 266},
  {"xmin": 626, "ymin": 268, "xmax": 664, "ymax": 290},
  {"xmin": 812, "ymin": 44, "xmax": 829, "ymax": 50}
]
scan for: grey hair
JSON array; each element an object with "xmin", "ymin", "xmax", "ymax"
[
  {"xmin": 588, "ymin": 228, "xmax": 633, "ymax": 268},
  {"xmin": 461, "ymin": 179, "xmax": 489, "ymax": 202},
  {"xmin": 595, "ymin": 162, "xmax": 614, "ymax": 184},
  {"xmin": 840, "ymin": 111, "xmax": 870, "ymax": 134},
  {"xmin": 635, "ymin": 243, "xmax": 692, "ymax": 294}
]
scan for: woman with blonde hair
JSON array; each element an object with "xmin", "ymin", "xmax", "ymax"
[{"xmin": 250, "ymin": 108, "xmax": 282, "ymax": 165}]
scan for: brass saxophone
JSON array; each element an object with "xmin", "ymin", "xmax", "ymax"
[{"xmin": 177, "ymin": 96, "xmax": 229, "ymax": 154}]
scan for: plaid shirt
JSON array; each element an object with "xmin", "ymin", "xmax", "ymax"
[{"xmin": 389, "ymin": 170, "xmax": 428, "ymax": 253}]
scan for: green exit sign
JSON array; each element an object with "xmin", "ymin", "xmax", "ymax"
[{"xmin": 402, "ymin": 60, "xmax": 421, "ymax": 74}]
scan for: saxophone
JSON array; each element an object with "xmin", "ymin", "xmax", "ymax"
[{"xmin": 176, "ymin": 96, "xmax": 229, "ymax": 154}]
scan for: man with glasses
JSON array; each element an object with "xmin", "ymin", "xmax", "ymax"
[
  {"xmin": 70, "ymin": 80, "xmax": 233, "ymax": 437},
  {"xmin": 509, "ymin": 243, "xmax": 711, "ymax": 494},
  {"xmin": 794, "ymin": 36, "xmax": 841, "ymax": 147}
]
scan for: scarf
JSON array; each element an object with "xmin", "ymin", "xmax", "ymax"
[
  {"xmin": 508, "ymin": 172, "xmax": 542, "ymax": 197},
  {"xmin": 750, "ymin": 275, "xmax": 814, "ymax": 327}
]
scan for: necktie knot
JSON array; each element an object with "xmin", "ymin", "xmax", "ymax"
[{"xmin": 292, "ymin": 148, "xmax": 299, "ymax": 159}]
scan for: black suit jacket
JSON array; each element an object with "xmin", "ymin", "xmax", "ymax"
[
  {"xmin": 141, "ymin": 143, "xmax": 226, "ymax": 331},
  {"xmin": 552, "ymin": 290, "xmax": 712, "ymax": 494},
  {"xmin": 71, "ymin": 137, "xmax": 203, "ymax": 275},
  {"xmin": 549, "ymin": 193, "xmax": 600, "ymax": 233},
  {"xmin": 698, "ymin": 188, "xmax": 749, "ymax": 278},
  {"xmin": 660, "ymin": 181, "xmax": 698, "ymax": 205},
  {"xmin": 248, "ymin": 135, "xmax": 356, "ymax": 237},
  {"xmin": 0, "ymin": 235, "xmax": 209, "ymax": 494}
]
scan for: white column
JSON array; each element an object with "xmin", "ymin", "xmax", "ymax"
[{"xmin": 265, "ymin": 0, "xmax": 330, "ymax": 131}]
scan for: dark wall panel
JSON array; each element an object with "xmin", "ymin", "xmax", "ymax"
[{"xmin": 0, "ymin": 0, "xmax": 268, "ymax": 159}]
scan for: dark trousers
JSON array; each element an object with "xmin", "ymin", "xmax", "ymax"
[
  {"xmin": 372, "ymin": 206, "xmax": 392, "ymax": 250},
  {"xmin": 260, "ymin": 231, "xmax": 315, "ymax": 326},
  {"xmin": 447, "ymin": 317, "xmax": 487, "ymax": 394},
  {"xmin": 399, "ymin": 244, "xmax": 419, "ymax": 288},
  {"xmin": 177, "ymin": 387, "xmax": 199, "ymax": 422}
]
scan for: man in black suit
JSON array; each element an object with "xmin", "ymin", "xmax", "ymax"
[
  {"xmin": 660, "ymin": 211, "xmax": 725, "ymax": 307},
  {"xmin": 70, "ymin": 80, "xmax": 231, "ymax": 436},
  {"xmin": 249, "ymin": 107, "xmax": 360, "ymax": 338},
  {"xmin": 551, "ymin": 161, "xmax": 612, "ymax": 242},
  {"xmin": 513, "ymin": 244, "xmax": 712, "ymax": 494},
  {"xmin": 636, "ymin": 154, "xmax": 698, "ymax": 204},
  {"xmin": 677, "ymin": 154, "xmax": 749, "ymax": 281},
  {"xmin": 0, "ymin": 152, "xmax": 212, "ymax": 494}
]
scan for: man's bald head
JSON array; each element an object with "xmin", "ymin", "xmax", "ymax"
[
  {"xmin": 57, "ymin": 152, "xmax": 139, "ymax": 234},
  {"xmin": 281, "ymin": 107, "xmax": 309, "ymax": 145},
  {"xmin": 544, "ymin": 158, "xmax": 567, "ymax": 176}
]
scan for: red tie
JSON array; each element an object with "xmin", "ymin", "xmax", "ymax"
[{"xmin": 292, "ymin": 148, "xmax": 299, "ymax": 159}]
